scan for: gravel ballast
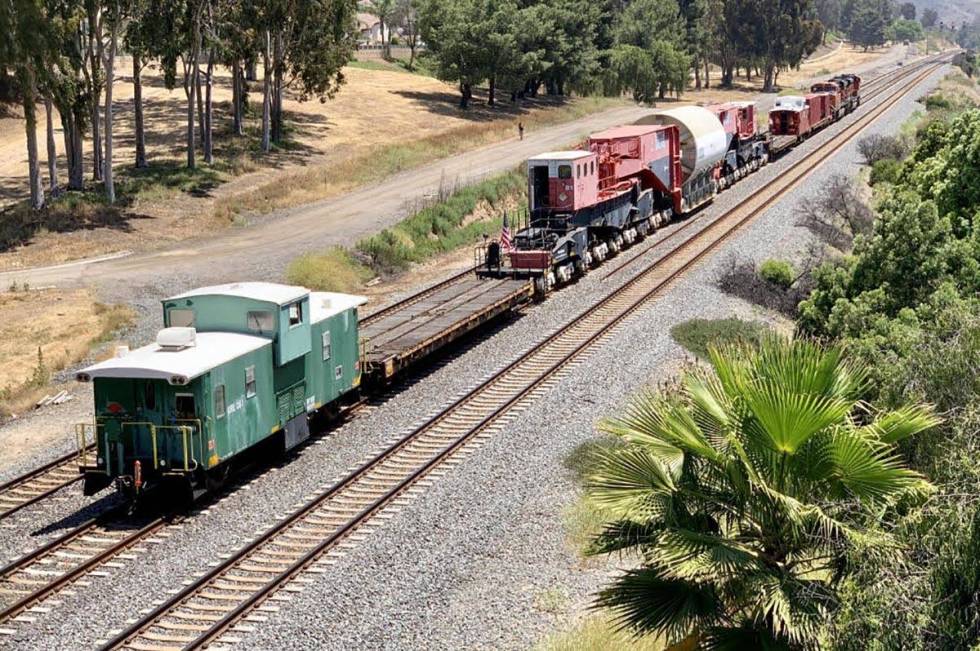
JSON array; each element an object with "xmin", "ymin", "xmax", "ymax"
[{"xmin": 0, "ymin": 63, "xmax": 947, "ymax": 650}]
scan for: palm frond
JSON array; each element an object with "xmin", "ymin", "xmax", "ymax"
[
  {"xmin": 587, "ymin": 447, "xmax": 678, "ymax": 519},
  {"xmin": 743, "ymin": 382, "xmax": 855, "ymax": 454},
  {"xmin": 648, "ymin": 529, "xmax": 764, "ymax": 582},
  {"xmin": 587, "ymin": 519, "xmax": 663, "ymax": 557},
  {"xmin": 593, "ymin": 567, "xmax": 724, "ymax": 642},
  {"xmin": 828, "ymin": 430, "xmax": 924, "ymax": 502},
  {"xmin": 702, "ymin": 622, "xmax": 792, "ymax": 651},
  {"xmin": 859, "ymin": 404, "xmax": 942, "ymax": 443}
]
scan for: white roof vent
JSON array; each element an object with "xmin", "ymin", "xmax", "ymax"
[{"xmin": 157, "ymin": 327, "xmax": 197, "ymax": 351}]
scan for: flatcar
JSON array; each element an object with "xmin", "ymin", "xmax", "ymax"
[{"xmin": 76, "ymin": 283, "xmax": 365, "ymax": 501}]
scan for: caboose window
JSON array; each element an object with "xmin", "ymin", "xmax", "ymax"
[
  {"xmin": 287, "ymin": 302, "xmax": 302, "ymax": 327},
  {"xmin": 322, "ymin": 332, "xmax": 331, "ymax": 361},
  {"xmin": 247, "ymin": 310, "xmax": 274, "ymax": 333},
  {"xmin": 214, "ymin": 385, "xmax": 226, "ymax": 419},
  {"xmin": 590, "ymin": 161, "xmax": 594, "ymax": 175},
  {"xmin": 169, "ymin": 309, "xmax": 195, "ymax": 328},
  {"xmin": 657, "ymin": 131, "xmax": 667, "ymax": 147},
  {"xmin": 558, "ymin": 164, "xmax": 572, "ymax": 179},
  {"xmin": 245, "ymin": 366, "xmax": 256, "ymax": 398}
]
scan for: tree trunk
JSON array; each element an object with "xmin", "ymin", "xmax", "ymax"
[
  {"xmin": 195, "ymin": 53, "xmax": 205, "ymax": 147},
  {"xmin": 246, "ymin": 57, "xmax": 257, "ymax": 81},
  {"xmin": 459, "ymin": 82, "xmax": 471, "ymax": 109},
  {"xmin": 380, "ymin": 18, "xmax": 388, "ymax": 59},
  {"xmin": 19, "ymin": 66, "xmax": 44, "ymax": 210},
  {"xmin": 488, "ymin": 75, "xmax": 495, "ymax": 107},
  {"xmin": 44, "ymin": 97, "xmax": 58, "ymax": 193},
  {"xmin": 187, "ymin": 15, "xmax": 200, "ymax": 168},
  {"xmin": 103, "ymin": 20, "xmax": 117, "ymax": 204},
  {"xmin": 763, "ymin": 61, "xmax": 776, "ymax": 92},
  {"xmin": 87, "ymin": 8, "xmax": 103, "ymax": 182},
  {"xmin": 261, "ymin": 30, "xmax": 271, "ymax": 152},
  {"xmin": 232, "ymin": 59, "xmax": 243, "ymax": 136},
  {"xmin": 704, "ymin": 59, "xmax": 710, "ymax": 88},
  {"xmin": 272, "ymin": 31, "xmax": 284, "ymax": 142},
  {"xmin": 694, "ymin": 58, "xmax": 702, "ymax": 90},
  {"xmin": 62, "ymin": 106, "xmax": 85, "ymax": 190},
  {"xmin": 133, "ymin": 53, "xmax": 147, "ymax": 168},
  {"xmin": 204, "ymin": 50, "xmax": 214, "ymax": 164}
]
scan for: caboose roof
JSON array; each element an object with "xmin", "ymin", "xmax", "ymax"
[
  {"xmin": 167, "ymin": 282, "xmax": 309, "ymax": 306},
  {"xmin": 78, "ymin": 332, "xmax": 270, "ymax": 382},
  {"xmin": 528, "ymin": 150, "xmax": 591, "ymax": 161},
  {"xmin": 309, "ymin": 292, "xmax": 368, "ymax": 323}
]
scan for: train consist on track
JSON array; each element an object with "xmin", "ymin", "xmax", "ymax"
[
  {"xmin": 73, "ymin": 72, "xmax": 863, "ymax": 503},
  {"xmin": 492, "ymin": 73, "xmax": 861, "ymax": 292}
]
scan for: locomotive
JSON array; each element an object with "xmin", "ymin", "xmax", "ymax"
[
  {"xmin": 494, "ymin": 73, "xmax": 860, "ymax": 293},
  {"xmin": 75, "ymin": 283, "xmax": 365, "ymax": 501},
  {"xmin": 770, "ymin": 74, "xmax": 862, "ymax": 139}
]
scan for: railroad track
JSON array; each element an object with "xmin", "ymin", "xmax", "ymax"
[
  {"xmin": 0, "ymin": 508, "xmax": 167, "ymax": 625},
  {"xmin": 100, "ymin": 59, "xmax": 945, "ymax": 651},
  {"xmin": 0, "ymin": 446, "xmax": 93, "ymax": 522}
]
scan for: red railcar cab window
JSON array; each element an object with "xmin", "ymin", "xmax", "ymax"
[{"xmin": 558, "ymin": 165, "xmax": 572, "ymax": 179}]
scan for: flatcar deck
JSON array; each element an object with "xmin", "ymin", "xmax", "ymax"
[{"xmin": 361, "ymin": 276, "xmax": 533, "ymax": 379}]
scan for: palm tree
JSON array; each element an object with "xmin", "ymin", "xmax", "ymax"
[{"xmin": 586, "ymin": 337, "xmax": 939, "ymax": 649}]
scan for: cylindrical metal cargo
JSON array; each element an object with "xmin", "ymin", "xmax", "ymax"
[{"xmin": 635, "ymin": 106, "xmax": 727, "ymax": 181}]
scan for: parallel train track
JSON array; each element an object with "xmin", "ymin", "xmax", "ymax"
[
  {"xmin": 0, "ymin": 446, "xmax": 92, "ymax": 522},
  {"xmin": 0, "ymin": 508, "xmax": 167, "ymax": 624},
  {"xmin": 99, "ymin": 58, "xmax": 946, "ymax": 651}
]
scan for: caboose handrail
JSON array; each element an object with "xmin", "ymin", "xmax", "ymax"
[{"xmin": 120, "ymin": 421, "xmax": 158, "ymax": 470}]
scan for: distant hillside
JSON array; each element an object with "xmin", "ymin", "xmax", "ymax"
[{"xmin": 916, "ymin": 0, "xmax": 977, "ymax": 26}]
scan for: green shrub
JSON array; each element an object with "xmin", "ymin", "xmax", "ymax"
[
  {"xmin": 285, "ymin": 246, "xmax": 374, "ymax": 293},
  {"xmin": 669, "ymin": 318, "xmax": 769, "ymax": 359},
  {"xmin": 355, "ymin": 169, "xmax": 526, "ymax": 274},
  {"xmin": 758, "ymin": 258, "xmax": 794, "ymax": 288},
  {"xmin": 924, "ymin": 92, "xmax": 953, "ymax": 111},
  {"xmin": 869, "ymin": 158, "xmax": 903, "ymax": 185}
]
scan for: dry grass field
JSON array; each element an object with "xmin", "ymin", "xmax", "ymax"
[
  {"xmin": 0, "ymin": 59, "xmax": 626, "ymax": 270},
  {"xmin": 0, "ymin": 287, "xmax": 132, "ymax": 416}
]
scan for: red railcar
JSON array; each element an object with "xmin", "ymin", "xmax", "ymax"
[
  {"xmin": 806, "ymin": 92, "xmax": 836, "ymax": 130},
  {"xmin": 769, "ymin": 96, "xmax": 810, "ymax": 137}
]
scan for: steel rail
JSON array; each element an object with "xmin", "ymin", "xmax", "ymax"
[
  {"xmin": 0, "ymin": 507, "xmax": 167, "ymax": 623},
  {"xmin": 0, "ymin": 446, "xmax": 93, "ymax": 522},
  {"xmin": 102, "ymin": 60, "xmax": 942, "ymax": 651}
]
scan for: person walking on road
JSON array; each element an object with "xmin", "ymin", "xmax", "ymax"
[{"xmin": 518, "ymin": 121, "xmax": 524, "ymax": 140}]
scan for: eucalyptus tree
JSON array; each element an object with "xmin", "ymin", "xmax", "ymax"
[
  {"xmin": 586, "ymin": 337, "xmax": 938, "ymax": 648},
  {"xmin": 1, "ymin": 0, "xmax": 51, "ymax": 209}
]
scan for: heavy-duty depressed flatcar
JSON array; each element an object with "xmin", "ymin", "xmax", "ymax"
[
  {"xmin": 484, "ymin": 73, "xmax": 860, "ymax": 293},
  {"xmin": 76, "ymin": 283, "xmax": 365, "ymax": 501}
]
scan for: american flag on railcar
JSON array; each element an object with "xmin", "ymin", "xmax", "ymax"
[{"xmin": 500, "ymin": 213, "xmax": 513, "ymax": 252}]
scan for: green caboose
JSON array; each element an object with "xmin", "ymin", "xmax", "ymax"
[{"xmin": 76, "ymin": 283, "xmax": 366, "ymax": 500}]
